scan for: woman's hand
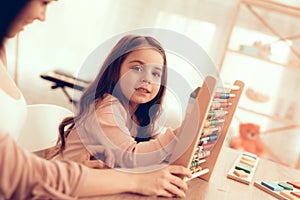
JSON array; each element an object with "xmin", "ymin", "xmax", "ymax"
[
  {"xmin": 133, "ymin": 165, "xmax": 192, "ymax": 198},
  {"xmin": 78, "ymin": 164, "xmax": 191, "ymax": 197}
]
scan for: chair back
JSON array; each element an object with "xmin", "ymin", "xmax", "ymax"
[{"xmin": 17, "ymin": 104, "xmax": 73, "ymax": 152}]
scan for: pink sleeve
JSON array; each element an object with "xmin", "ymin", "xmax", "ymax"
[
  {"xmin": 0, "ymin": 130, "xmax": 88, "ymax": 200},
  {"xmin": 81, "ymin": 95, "xmax": 178, "ymax": 168}
]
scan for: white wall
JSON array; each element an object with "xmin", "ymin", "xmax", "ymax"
[{"xmin": 6, "ymin": 0, "xmax": 238, "ymax": 110}]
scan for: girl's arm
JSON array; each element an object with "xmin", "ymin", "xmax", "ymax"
[{"xmin": 83, "ymin": 96, "xmax": 178, "ymax": 167}]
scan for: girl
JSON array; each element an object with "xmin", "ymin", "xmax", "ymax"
[
  {"xmin": 50, "ymin": 35, "xmax": 179, "ymax": 168},
  {"xmin": 0, "ymin": 0, "xmax": 191, "ymax": 199}
]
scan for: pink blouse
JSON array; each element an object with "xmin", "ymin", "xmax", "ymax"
[{"xmin": 57, "ymin": 94, "xmax": 178, "ymax": 168}]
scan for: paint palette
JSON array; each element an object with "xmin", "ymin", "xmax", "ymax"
[
  {"xmin": 227, "ymin": 152, "xmax": 259, "ymax": 185},
  {"xmin": 254, "ymin": 181, "xmax": 300, "ymax": 200}
]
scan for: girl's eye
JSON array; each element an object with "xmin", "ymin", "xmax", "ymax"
[
  {"xmin": 152, "ymin": 72, "xmax": 161, "ymax": 78},
  {"xmin": 132, "ymin": 65, "xmax": 143, "ymax": 72}
]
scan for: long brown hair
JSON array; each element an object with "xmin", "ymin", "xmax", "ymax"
[{"xmin": 57, "ymin": 34, "xmax": 168, "ymax": 152}]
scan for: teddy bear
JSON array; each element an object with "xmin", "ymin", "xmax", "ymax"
[{"xmin": 229, "ymin": 123, "xmax": 265, "ymax": 156}]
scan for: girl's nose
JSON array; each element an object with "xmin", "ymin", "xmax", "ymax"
[
  {"xmin": 141, "ymin": 70, "xmax": 154, "ymax": 84},
  {"xmin": 141, "ymin": 79, "xmax": 151, "ymax": 84}
]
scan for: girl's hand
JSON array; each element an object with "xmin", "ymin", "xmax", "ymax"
[
  {"xmin": 72, "ymin": 145, "xmax": 115, "ymax": 169},
  {"xmin": 87, "ymin": 145, "xmax": 115, "ymax": 168},
  {"xmin": 173, "ymin": 127, "xmax": 180, "ymax": 135},
  {"xmin": 133, "ymin": 165, "xmax": 192, "ymax": 198}
]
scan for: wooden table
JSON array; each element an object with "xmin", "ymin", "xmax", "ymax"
[{"xmin": 81, "ymin": 147, "xmax": 300, "ymax": 200}]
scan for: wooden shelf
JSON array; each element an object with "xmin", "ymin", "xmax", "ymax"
[
  {"xmin": 219, "ymin": 0, "xmax": 300, "ymax": 135},
  {"xmin": 219, "ymin": 0, "xmax": 300, "ymax": 70},
  {"xmin": 238, "ymin": 106, "xmax": 297, "ymax": 125},
  {"xmin": 227, "ymin": 49, "xmax": 290, "ymax": 68},
  {"xmin": 242, "ymin": 0, "xmax": 300, "ymax": 18}
]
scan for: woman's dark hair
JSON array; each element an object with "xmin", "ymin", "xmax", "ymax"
[
  {"xmin": 56, "ymin": 34, "xmax": 168, "ymax": 153},
  {"xmin": 0, "ymin": 0, "xmax": 28, "ymax": 46}
]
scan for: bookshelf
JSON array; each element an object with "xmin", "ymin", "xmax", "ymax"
[{"xmin": 218, "ymin": 0, "xmax": 300, "ymax": 133}]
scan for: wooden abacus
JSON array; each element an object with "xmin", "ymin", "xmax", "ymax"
[{"xmin": 170, "ymin": 76, "xmax": 244, "ymax": 181}]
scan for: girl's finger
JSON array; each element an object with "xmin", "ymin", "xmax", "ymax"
[
  {"xmin": 168, "ymin": 165, "xmax": 192, "ymax": 178},
  {"xmin": 157, "ymin": 189, "xmax": 174, "ymax": 198},
  {"xmin": 83, "ymin": 160, "xmax": 105, "ymax": 169},
  {"xmin": 163, "ymin": 182, "xmax": 186, "ymax": 198},
  {"xmin": 169, "ymin": 174, "xmax": 188, "ymax": 191}
]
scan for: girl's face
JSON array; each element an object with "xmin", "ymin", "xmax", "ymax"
[
  {"xmin": 6, "ymin": 0, "xmax": 53, "ymax": 38},
  {"xmin": 119, "ymin": 48, "xmax": 164, "ymax": 109}
]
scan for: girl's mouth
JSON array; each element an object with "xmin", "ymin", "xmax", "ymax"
[{"xmin": 135, "ymin": 87, "xmax": 150, "ymax": 93}]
